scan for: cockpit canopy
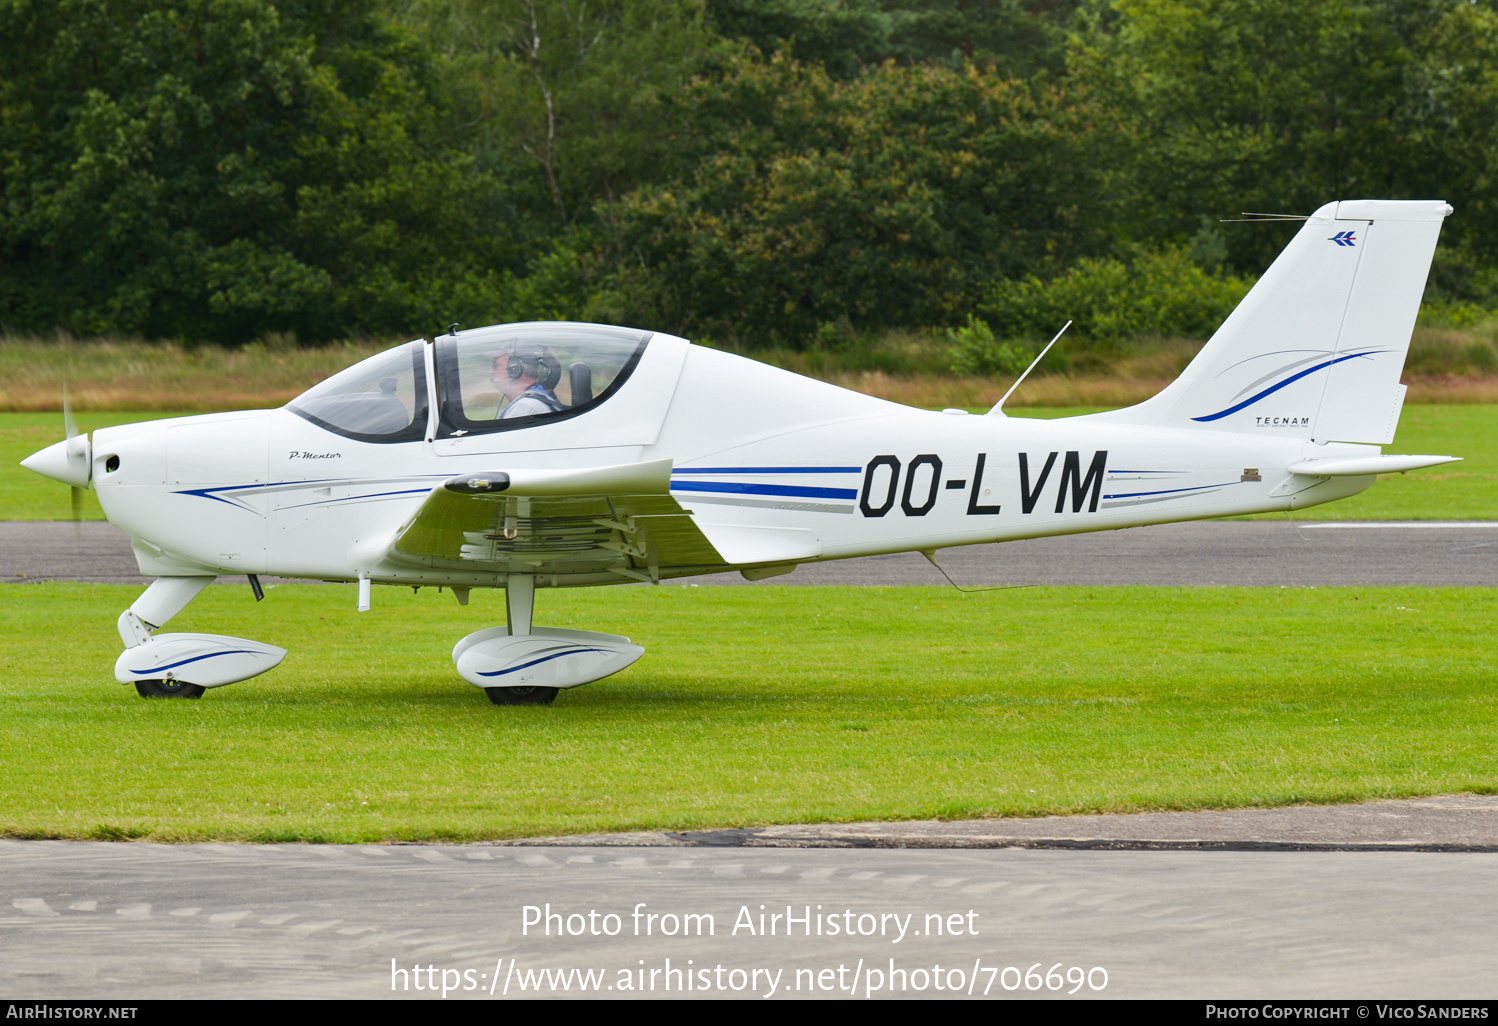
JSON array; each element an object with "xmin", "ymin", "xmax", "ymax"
[
  {"xmin": 286, "ymin": 322, "xmax": 650, "ymax": 443},
  {"xmin": 287, "ymin": 341, "xmax": 428, "ymax": 443}
]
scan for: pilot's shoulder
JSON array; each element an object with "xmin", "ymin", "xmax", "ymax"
[{"xmin": 501, "ymin": 395, "xmax": 550, "ymax": 419}]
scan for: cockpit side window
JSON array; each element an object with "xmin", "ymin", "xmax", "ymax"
[
  {"xmin": 286, "ymin": 341, "xmax": 428, "ymax": 443},
  {"xmin": 434, "ymin": 323, "xmax": 648, "ymax": 438}
]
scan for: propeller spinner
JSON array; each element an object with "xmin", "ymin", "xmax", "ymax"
[{"xmin": 20, "ymin": 386, "xmax": 91, "ymax": 518}]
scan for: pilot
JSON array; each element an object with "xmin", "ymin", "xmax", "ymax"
[{"xmin": 490, "ymin": 344, "xmax": 564, "ymax": 419}]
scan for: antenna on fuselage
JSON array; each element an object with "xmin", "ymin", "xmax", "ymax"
[
  {"xmin": 989, "ymin": 319, "xmax": 1071, "ymax": 416},
  {"xmin": 920, "ymin": 550, "xmax": 1036, "ymax": 594}
]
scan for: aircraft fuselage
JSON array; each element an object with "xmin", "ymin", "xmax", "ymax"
[{"xmin": 90, "ymin": 339, "xmax": 1375, "ymax": 587}]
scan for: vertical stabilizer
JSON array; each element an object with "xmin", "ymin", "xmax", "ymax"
[{"xmin": 1098, "ymin": 200, "xmax": 1451, "ymax": 443}]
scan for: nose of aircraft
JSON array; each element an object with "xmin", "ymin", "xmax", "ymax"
[{"xmin": 21, "ymin": 435, "xmax": 92, "ymax": 488}]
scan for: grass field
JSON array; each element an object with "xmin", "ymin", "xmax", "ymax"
[
  {"xmin": 0, "ymin": 338, "xmax": 388, "ymax": 412},
  {"xmin": 4, "ymin": 406, "xmax": 1495, "ymax": 522},
  {"xmin": 1, "ymin": 583, "xmax": 1494, "ymax": 842}
]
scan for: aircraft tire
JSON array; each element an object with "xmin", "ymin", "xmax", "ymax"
[
  {"xmin": 134, "ymin": 680, "xmax": 206, "ymax": 699},
  {"xmin": 485, "ymin": 686, "xmax": 558, "ymax": 706}
]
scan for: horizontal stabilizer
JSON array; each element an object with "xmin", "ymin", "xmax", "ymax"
[{"xmin": 1285, "ymin": 454, "xmax": 1460, "ymax": 477}]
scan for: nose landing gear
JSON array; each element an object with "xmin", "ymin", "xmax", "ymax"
[
  {"xmin": 485, "ymin": 684, "xmax": 558, "ymax": 706},
  {"xmin": 116, "ymin": 576, "xmax": 286, "ymax": 698}
]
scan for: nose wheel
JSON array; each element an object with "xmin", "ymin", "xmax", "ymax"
[
  {"xmin": 485, "ymin": 686, "xmax": 558, "ymax": 706},
  {"xmin": 134, "ymin": 680, "xmax": 206, "ymax": 699}
]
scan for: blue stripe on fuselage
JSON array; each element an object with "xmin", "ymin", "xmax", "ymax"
[
  {"xmin": 670, "ymin": 481, "xmax": 858, "ymax": 500},
  {"xmin": 672, "ymin": 467, "xmax": 861, "ymax": 475}
]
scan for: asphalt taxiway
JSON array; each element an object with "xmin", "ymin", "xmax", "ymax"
[
  {"xmin": 5, "ymin": 519, "xmax": 1498, "ymax": 587},
  {"xmin": 4, "ymin": 798, "xmax": 1498, "ymax": 1000}
]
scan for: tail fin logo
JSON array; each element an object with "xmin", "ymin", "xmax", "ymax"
[
  {"xmin": 1328, "ymin": 230, "xmax": 1357, "ymax": 247},
  {"xmin": 1191, "ymin": 347, "xmax": 1391, "ymax": 423}
]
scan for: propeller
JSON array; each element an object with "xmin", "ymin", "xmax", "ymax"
[{"xmin": 64, "ymin": 384, "xmax": 85, "ymax": 522}]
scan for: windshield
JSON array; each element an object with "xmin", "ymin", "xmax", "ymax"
[
  {"xmin": 286, "ymin": 341, "xmax": 428, "ymax": 443},
  {"xmin": 435, "ymin": 322, "xmax": 648, "ymax": 438}
]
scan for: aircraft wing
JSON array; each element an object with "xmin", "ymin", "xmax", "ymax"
[{"xmin": 381, "ymin": 459, "xmax": 730, "ymax": 581}]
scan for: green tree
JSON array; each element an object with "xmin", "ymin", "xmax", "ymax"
[
  {"xmin": 706, "ymin": 0, "xmax": 894, "ymax": 76},
  {"xmin": 585, "ymin": 53, "xmax": 1112, "ymax": 345},
  {"xmin": 1401, "ymin": 1, "xmax": 1498, "ymax": 304},
  {"xmin": 0, "ymin": 0, "xmax": 504, "ymax": 342},
  {"xmin": 1070, "ymin": 0, "xmax": 1498, "ymax": 285},
  {"xmin": 392, "ymin": 0, "xmax": 721, "ymax": 229},
  {"xmin": 889, "ymin": 0, "xmax": 1080, "ymax": 74},
  {"xmin": 706, "ymin": 1, "xmax": 1079, "ymax": 78}
]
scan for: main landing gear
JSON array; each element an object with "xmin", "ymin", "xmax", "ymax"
[
  {"xmin": 135, "ymin": 680, "xmax": 206, "ymax": 699},
  {"xmin": 453, "ymin": 574, "xmax": 645, "ymax": 707}
]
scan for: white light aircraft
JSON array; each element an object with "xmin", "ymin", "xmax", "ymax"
[{"xmin": 22, "ymin": 199, "xmax": 1460, "ymax": 705}]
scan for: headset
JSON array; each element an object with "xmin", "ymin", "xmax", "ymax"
[{"xmin": 504, "ymin": 345, "xmax": 561, "ymax": 390}]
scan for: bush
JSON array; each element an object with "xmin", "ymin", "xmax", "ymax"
[
  {"xmin": 1405, "ymin": 323, "xmax": 1498, "ymax": 376},
  {"xmin": 946, "ymin": 315, "xmax": 1034, "ymax": 377},
  {"xmin": 978, "ymin": 248, "xmax": 1255, "ymax": 350},
  {"xmin": 1417, "ymin": 299, "xmax": 1498, "ymax": 330}
]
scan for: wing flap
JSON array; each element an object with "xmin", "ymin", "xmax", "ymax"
[
  {"xmin": 696, "ymin": 523, "xmax": 823, "ymax": 565},
  {"xmin": 383, "ymin": 461, "xmax": 728, "ymax": 577}
]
